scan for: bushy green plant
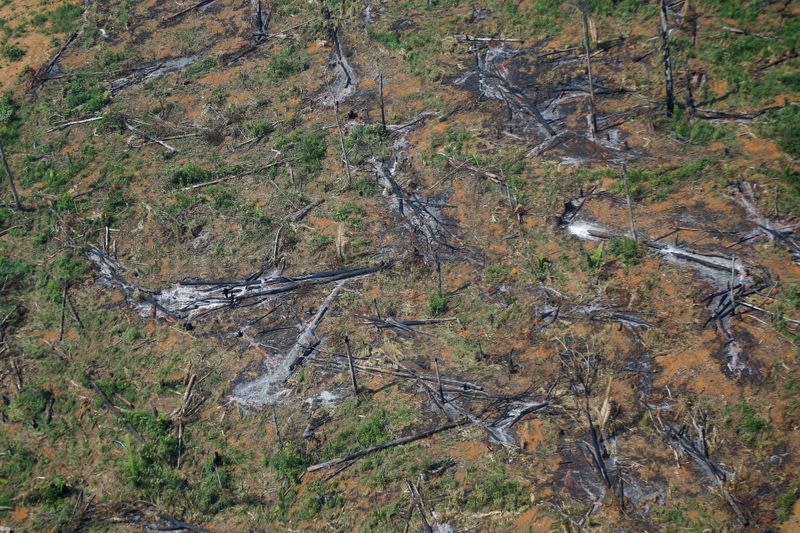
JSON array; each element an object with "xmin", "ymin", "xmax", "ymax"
[
  {"xmin": 428, "ymin": 292, "xmax": 447, "ymax": 316},
  {"xmin": 170, "ymin": 164, "xmax": 214, "ymax": 188},
  {"xmin": 42, "ymin": 252, "xmax": 88, "ymax": 302},
  {"xmin": 606, "ymin": 237, "xmax": 644, "ymax": 265},
  {"xmin": 1, "ymin": 44, "xmax": 24, "ymax": 61},
  {"xmin": 268, "ymin": 442, "xmax": 312, "ymax": 483},
  {"xmin": 0, "ymin": 90, "xmax": 20, "ymax": 143},
  {"xmin": 63, "ymin": 71, "xmax": 111, "ymax": 114},
  {"xmin": 738, "ymin": 400, "xmax": 769, "ymax": 447},
  {"xmin": 123, "ymin": 411, "xmax": 183, "ymax": 501},
  {"xmin": 323, "ymin": 410, "xmax": 388, "ymax": 459}
]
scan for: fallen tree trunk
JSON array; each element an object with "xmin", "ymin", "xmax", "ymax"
[{"xmin": 307, "ymin": 419, "xmax": 468, "ymax": 471}]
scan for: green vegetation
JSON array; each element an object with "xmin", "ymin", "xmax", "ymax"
[
  {"xmin": 484, "ymin": 262, "xmax": 511, "ymax": 284},
  {"xmin": 41, "ymin": 252, "xmax": 88, "ymax": 302},
  {"xmin": 0, "ymin": 90, "xmax": 20, "ymax": 143},
  {"xmin": 656, "ymin": 498, "xmax": 723, "ymax": 532},
  {"xmin": 761, "ymin": 105, "xmax": 800, "ymax": 158},
  {"xmin": 583, "ymin": 243, "xmax": 604, "ymax": 273},
  {"xmin": 428, "ymin": 292, "xmax": 447, "ymax": 316},
  {"xmin": 170, "ymin": 164, "xmax": 214, "ymax": 188},
  {"xmin": 268, "ymin": 442, "xmax": 312, "ymax": 483},
  {"xmin": 63, "ymin": 70, "xmax": 112, "ymax": 115},
  {"xmin": 267, "ymin": 45, "xmax": 310, "ymax": 80},
  {"xmin": 738, "ymin": 400, "xmax": 769, "ymax": 447},
  {"xmin": 668, "ymin": 111, "xmax": 732, "ymax": 145},
  {"xmin": 323, "ymin": 409, "xmax": 390, "ymax": 458},
  {"xmin": 48, "ymin": 2, "xmax": 83, "ymax": 34},
  {"xmin": 465, "ymin": 464, "xmax": 528, "ymax": 512},
  {"xmin": 606, "ymin": 237, "xmax": 644, "ymax": 266},
  {"xmin": 346, "ymin": 124, "xmax": 388, "ymax": 165},
  {"xmin": 274, "ymin": 130, "xmax": 327, "ymax": 182},
  {"xmin": 620, "ymin": 159, "xmax": 711, "ymax": 201},
  {"xmin": 778, "ymin": 482, "xmax": 800, "ymax": 522},
  {"xmin": 1, "ymin": 43, "xmax": 24, "ymax": 61}
]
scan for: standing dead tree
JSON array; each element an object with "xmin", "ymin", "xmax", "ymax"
[
  {"xmin": 333, "ymin": 101, "xmax": 353, "ymax": 185},
  {"xmin": 579, "ymin": 2, "xmax": 599, "ymax": 134},
  {"xmin": 659, "ymin": 0, "xmax": 675, "ymax": 116},
  {"xmin": 0, "ymin": 142, "xmax": 23, "ymax": 210},
  {"xmin": 558, "ymin": 337, "xmax": 623, "ymax": 509},
  {"xmin": 224, "ymin": 1, "xmax": 273, "ymax": 66}
]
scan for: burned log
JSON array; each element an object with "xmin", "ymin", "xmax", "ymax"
[
  {"xmin": 111, "ymin": 54, "xmax": 206, "ymax": 93},
  {"xmin": 556, "ymin": 190, "xmax": 769, "ymax": 379},
  {"xmin": 86, "ymin": 246, "xmax": 392, "ymax": 321},
  {"xmin": 232, "ymin": 284, "xmax": 343, "ymax": 410},
  {"xmin": 319, "ymin": 7, "xmax": 357, "ymax": 106},
  {"xmin": 733, "ymin": 181, "xmax": 800, "ymax": 263},
  {"xmin": 163, "ymin": 0, "xmax": 218, "ymax": 24},
  {"xmin": 371, "ymin": 157, "xmax": 457, "ymax": 262}
]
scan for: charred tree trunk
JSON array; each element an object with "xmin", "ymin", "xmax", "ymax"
[
  {"xmin": 581, "ymin": 8, "xmax": 598, "ymax": 134},
  {"xmin": 659, "ymin": 0, "xmax": 675, "ymax": 116}
]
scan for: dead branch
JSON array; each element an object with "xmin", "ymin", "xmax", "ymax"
[
  {"xmin": 46, "ymin": 116, "xmax": 102, "ymax": 133},
  {"xmin": 89, "ymin": 380, "xmax": 146, "ymax": 443},
  {"xmin": 581, "ymin": 7, "xmax": 598, "ymax": 134},
  {"xmin": 147, "ymin": 512, "xmax": 219, "ymax": 533},
  {"xmin": 362, "ymin": 316, "xmax": 457, "ymax": 334},
  {"xmin": 344, "ymin": 336, "xmax": 358, "ymax": 395},
  {"xmin": 164, "ymin": 0, "xmax": 217, "ymax": 23},
  {"xmin": 183, "ymin": 157, "xmax": 293, "ymax": 190},
  {"xmin": 34, "ymin": 30, "xmax": 80, "ymax": 85},
  {"xmin": 438, "ymin": 152, "xmax": 503, "ymax": 183},
  {"xmin": 406, "ymin": 480, "xmax": 433, "ymax": 533},
  {"xmin": 124, "ymin": 122, "xmax": 177, "ymax": 153},
  {"xmin": 451, "ymin": 34, "xmax": 524, "ymax": 43},
  {"xmin": 288, "ymin": 198, "xmax": 324, "ymax": 222}
]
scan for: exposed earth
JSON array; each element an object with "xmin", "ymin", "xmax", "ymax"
[{"xmin": 1, "ymin": 0, "xmax": 800, "ymax": 531}]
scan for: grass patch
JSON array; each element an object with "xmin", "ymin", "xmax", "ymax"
[
  {"xmin": 484, "ymin": 262, "xmax": 511, "ymax": 284},
  {"xmin": 268, "ymin": 442, "xmax": 312, "ymax": 483},
  {"xmin": 274, "ymin": 130, "xmax": 327, "ymax": 182},
  {"xmin": 465, "ymin": 463, "xmax": 528, "ymax": 512},
  {"xmin": 778, "ymin": 482, "xmax": 800, "ymax": 522},
  {"xmin": 267, "ymin": 45, "xmax": 309, "ymax": 80},
  {"xmin": 48, "ymin": 2, "xmax": 83, "ymax": 34},
  {"xmin": 123, "ymin": 411, "xmax": 183, "ymax": 502},
  {"xmin": 345, "ymin": 124, "xmax": 388, "ymax": 165},
  {"xmin": 41, "ymin": 251, "xmax": 89, "ymax": 302},
  {"xmin": 760, "ymin": 105, "xmax": 800, "ymax": 158}
]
